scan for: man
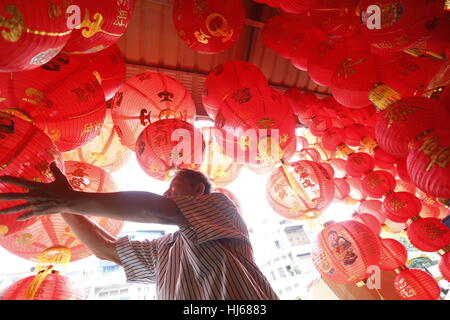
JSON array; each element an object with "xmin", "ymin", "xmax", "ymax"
[{"xmin": 0, "ymin": 163, "xmax": 279, "ymax": 300}]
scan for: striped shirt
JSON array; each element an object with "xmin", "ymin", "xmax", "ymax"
[{"xmin": 115, "ymin": 192, "xmax": 279, "ymax": 300}]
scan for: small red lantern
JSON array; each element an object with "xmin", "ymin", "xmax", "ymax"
[
  {"xmin": 361, "ymin": 170, "xmax": 396, "ymax": 198},
  {"xmin": 406, "ymin": 217, "xmax": 450, "ymax": 252},
  {"xmin": 358, "ymin": 199, "xmax": 385, "ymax": 223},
  {"xmin": 379, "ymin": 238, "xmax": 408, "ymax": 271},
  {"xmin": 439, "ymin": 251, "xmax": 450, "ymax": 281},
  {"xmin": 172, "ymin": 0, "xmax": 245, "ymax": 54},
  {"xmin": 352, "ymin": 213, "xmax": 381, "ymax": 235},
  {"xmin": 202, "ymin": 61, "xmax": 267, "ymax": 120},
  {"xmin": 0, "ymin": 0, "xmax": 72, "ymax": 72},
  {"xmin": 111, "ymin": 72, "xmax": 197, "ymax": 150},
  {"xmin": 0, "ymin": 112, "xmax": 62, "ymax": 237},
  {"xmin": 311, "ymin": 220, "xmax": 381, "ymax": 284},
  {"xmin": 333, "ymin": 178, "xmax": 351, "ymax": 201},
  {"xmin": 0, "ymin": 53, "xmax": 107, "ymax": 152},
  {"xmin": 420, "ymin": 203, "xmax": 441, "ymax": 219},
  {"xmin": 345, "ymin": 152, "xmax": 375, "ymax": 178},
  {"xmin": 394, "ymin": 268, "xmax": 441, "ymax": 300},
  {"xmin": 0, "ymin": 272, "xmax": 83, "ymax": 300},
  {"xmin": 135, "ymin": 119, "xmax": 204, "ymax": 181},
  {"xmin": 62, "ymin": 0, "xmax": 136, "ymax": 55},
  {"xmin": 407, "ymin": 129, "xmax": 450, "ymax": 199},
  {"xmin": 382, "ymin": 192, "xmax": 422, "ymax": 223}
]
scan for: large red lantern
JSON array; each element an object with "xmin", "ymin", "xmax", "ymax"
[
  {"xmin": 406, "ymin": 217, "xmax": 450, "ymax": 252},
  {"xmin": 407, "ymin": 129, "xmax": 450, "ymax": 199},
  {"xmin": 0, "ymin": 0, "xmax": 72, "ymax": 72},
  {"xmin": 379, "ymin": 238, "xmax": 408, "ymax": 271},
  {"xmin": 172, "ymin": 0, "xmax": 245, "ymax": 54},
  {"xmin": 0, "ymin": 271, "xmax": 83, "ymax": 300},
  {"xmin": 0, "ymin": 112, "xmax": 62, "ymax": 237},
  {"xmin": 0, "ymin": 52, "xmax": 107, "ymax": 152},
  {"xmin": 311, "ymin": 220, "xmax": 381, "ymax": 284},
  {"xmin": 61, "ymin": 0, "xmax": 136, "ymax": 55},
  {"xmin": 375, "ymin": 97, "xmax": 449, "ymax": 159},
  {"xmin": 382, "ymin": 192, "xmax": 422, "ymax": 223},
  {"xmin": 439, "ymin": 251, "xmax": 450, "ymax": 281},
  {"xmin": 361, "ymin": 170, "xmax": 396, "ymax": 198},
  {"xmin": 394, "ymin": 268, "xmax": 441, "ymax": 300},
  {"xmin": 111, "ymin": 72, "xmax": 197, "ymax": 150},
  {"xmin": 0, "ymin": 161, "xmax": 124, "ymax": 262},
  {"xmin": 135, "ymin": 119, "xmax": 204, "ymax": 181},
  {"xmin": 266, "ymin": 160, "xmax": 335, "ymax": 220},
  {"xmin": 202, "ymin": 61, "xmax": 267, "ymax": 120}
]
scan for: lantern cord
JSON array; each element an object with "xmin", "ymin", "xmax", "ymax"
[
  {"xmin": 25, "ymin": 267, "xmax": 54, "ymax": 300},
  {"xmin": 374, "ymin": 288, "xmax": 385, "ymax": 300}
]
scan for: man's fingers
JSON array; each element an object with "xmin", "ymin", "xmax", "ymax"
[
  {"xmin": 17, "ymin": 211, "xmax": 37, "ymax": 221},
  {"xmin": 0, "ymin": 176, "xmax": 42, "ymax": 190},
  {"xmin": 0, "ymin": 193, "xmax": 34, "ymax": 201},
  {"xmin": 49, "ymin": 162, "xmax": 67, "ymax": 182},
  {"xmin": 0, "ymin": 203, "xmax": 34, "ymax": 215}
]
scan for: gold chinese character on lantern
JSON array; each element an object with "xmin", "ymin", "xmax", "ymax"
[
  {"xmin": 383, "ymin": 103, "xmax": 421, "ymax": 127},
  {"xmin": 0, "ymin": 116, "xmax": 15, "ymax": 139},
  {"xmin": 336, "ymin": 58, "xmax": 365, "ymax": 80},
  {"xmin": 22, "ymin": 88, "xmax": 53, "ymax": 109},
  {"xmin": 418, "ymin": 135, "xmax": 450, "ymax": 171}
]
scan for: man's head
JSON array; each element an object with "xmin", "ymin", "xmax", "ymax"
[{"xmin": 163, "ymin": 169, "xmax": 212, "ymax": 197}]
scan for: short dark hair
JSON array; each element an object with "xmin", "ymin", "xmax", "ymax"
[{"xmin": 176, "ymin": 169, "xmax": 212, "ymax": 194}]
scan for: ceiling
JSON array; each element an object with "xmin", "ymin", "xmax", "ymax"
[{"xmin": 115, "ymin": 0, "xmax": 332, "ymax": 117}]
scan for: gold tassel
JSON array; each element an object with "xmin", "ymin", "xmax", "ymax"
[{"xmin": 368, "ymin": 83, "xmax": 401, "ymax": 111}]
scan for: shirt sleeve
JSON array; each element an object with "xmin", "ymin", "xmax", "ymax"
[
  {"xmin": 171, "ymin": 192, "xmax": 249, "ymax": 245},
  {"xmin": 115, "ymin": 235, "xmax": 159, "ymax": 284}
]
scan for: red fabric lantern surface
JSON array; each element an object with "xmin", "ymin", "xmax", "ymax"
[
  {"xmin": 328, "ymin": 158, "xmax": 347, "ymax": 178},
  {"xmin": 395, "ymin": 158, "xmax": 411, "ymax": 183},
  {"xmin": 135, "ymin": 119, "xmax": 204, "ymax": 181},
  {"xmin": 345, "ymin": 152, "xmax": 375, "ymax": 178},
  {"xmin": 0, "ymin": 53, "xmax": 106, "ymax": 152},
  {"xmin": 308, "ymin": 115, "xmax": 333, "ymax": 138},
  {"xmin": 311, "ymin": 220, "xmax": 381, "ymax": 284},
  {"xmin": 111, "ymin": 72, "xmax": 196, "ymax": 150},
  {"xmin": 407, "ymin": 217, "xmax": 450, "ymax": 252},
  {"xmin": 358, "ymin": 199, "xmax": 385, "ymax": 223},
  {"xmin": 373, "ymin": 147, "xmax": 397, "ymax": 171},
  {"xmin": 419, "ymin": 203, "xmax": 441, "ymax": 219},
  {"xmin": 333, "ymin": 178, "xmax": 351, "ymax": 201},
  {"xmin": 0, "ymin": 112, "xmax": 62, "ymax": 237},
  {"xmin": 0, "ymin": 0, "xmax": 72, "ymax": 72},
  {"xmin": 202, "ymin": 61, "xmax": 267, "ymax": 120},
  {"xmin": 439, "ymin": 252, "xmax": 450, "ymax": 281},
  {"xmin": 379, "ymin": 238, "xmax": 408, "ymax": 271},
  {"xmin": 279, "ymin": 0, "xmax": 318, "ymax": 14},
  {"xmin": 0, "ymin": 161, "xmax": 124, "ymax": 262},
  {"xmin": 394, "ymin": 179, "xmax": 416, "ymax": 194},
  {"xmin": 330, "ymin": 50, "xmax": 381, "ymax": 108},
  {"xmin": 0, "ymin": 272, "xmax": 83, "ymax": 300},
  {"xmin": 394, "ymin": 268, "xmax": 441, "ymax": 300},
  {"xmin": 172, "ymin": 0, "xmax": 244, "ymax": 54},
  {"xmin": 361, "ymin": 170, "xmax": 396, "ymax": 198},
  {"xmin": 266, "ymin": 160, "xmax": 335, "ymax": 220},
  {"xmin": 76, "ymin": 44, "xmax": 126, "ymax": 100},
  {"xmin": 344, "ymin": 124, "xmax": 369, "ymax": 147},
  {"xmin": 321, "ymin": 127, "xmax": 347, "ymax": 152},
  {"xmin": 62, "ymin": 110, "xmax": 131, "ymax": 173},
  {"xmin": 382, "ymin": 192, "xmax": 422, "ymax": 223},
  {"xmin": 61, "ymin": 0, "xmax": 136, "ymax": 55},
  {"xmin": 214, "ymin": 86, "xmax": 297, "ymax": 166},
  {"xmin": 346, "ymin": 176, "xmax": 367, "ymax": 201},
  {"xmin": 407, "ymin": 129, "xmax": 450, "ymax": 199},
  {"xmin": 297, "ymin": 148, "xmax": 322, "ymax": 162},
  {"xmin": 375, "ymin": 97, "xmax": 449, "ymax": 159},
  {"xmin": 352, "ymin": 213, "xmax": 381, "ymax": 235},
  {"xmin": 261, "ymin": 15, "xmax": 291, "ymax": 56},
  {"xmin": 285, "ymin": 88, "xmax": 316, "ymax": 119}
]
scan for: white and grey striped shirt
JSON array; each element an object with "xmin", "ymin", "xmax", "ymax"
[{"xmin": 115, "ymin": 192, "xmax": 279, "ymax": 300}]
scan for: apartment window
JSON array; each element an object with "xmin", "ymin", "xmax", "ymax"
[
  {"xmin": 284, "ymin": 225, "xmax": 311, "ymax": 246},
  {"xmin": 277, "ymin": 267, "xmax": 286, "ymax": 278},
  {"xmin": 286, "ymin": 265, "xmax": 295, "ymax": 277},
  {"xmin": 99, "ymin": 292, "xmax": 108, "ymax": 298},
  {"xmin": 274, "ymin": 240, "xmax": 281, "ymax": 249},
  {"xmin": 270, "ymin": 271, "xmax": 276, "ymax": 282}
]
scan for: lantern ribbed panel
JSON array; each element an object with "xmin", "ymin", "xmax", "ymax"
[
  {"xmin": 407, "ymin": 217, "xmax": 450, "ymax": 252},
  {"xmin": 333, "ymin": 178, "xmax": 350, "ymax": 201},
  {"xmin": 382, "ymin": 192, "xmax": 422, "ymax": 223},
  {"xmin": 361, "ymin": 170, "xmax": 396, "ymax": 198},
  {"xmin": 439, "ymin": 252, "xmax": 450, "ymax": 281},
  {"xmin": 379, "ymin": 238, "xmax": 408, "ymax": 271},
  {"xmin": 394, "ymin": 268, "xmax": 441, "ymax": 300},
  {"xmin": 345, "ymin": 152, "xmax": 375, "ymax": 178},
  {"xmin": 279, "ymin": 0, "xmax": 318, "ymax": 14},
  {"xmin": 353, "ymin": 213, "xmax": 381, "ymax": 235}
]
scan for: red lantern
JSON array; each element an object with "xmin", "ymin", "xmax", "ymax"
[
  {"xmin": 285, "ymin": 88, "xmax": 319, "ymax": 123},
  {"xmin": 394, "ymin": 268, "xmax": 441, "ymax": 300},
  {"xmin": 382, "ymin": 192, "xmax": 422, "ymax": 223},
  {"xmin": 0, "ymin": 161, "xmax": 124, "ymax": 262},
  {"xmin": 111, "ymin": 72, "xmax": 197, "ymax": 150},
  {"xmin": 347, "ymin": 176, "xmax": 367, "ymax": 201},
  {"xmin": 345, "ymin": 152, "xmax": 375, "ymax": 178},
  {"xmin": 0, "ymin": 272, "xmax": 83, "ymax": 300},
  {"xmin": 62, "ymin": 0, "xmax": 136, "ymax": 55},
  {"xmin": 76, "ymin": 44, "xmax": 126, "ymax": 100},
  {"xmin": 333, "ymin": 178, "xmax": 351, "ymax": 201},
  {"xmin": 202, "ymin": 61, "xmax": 267, "ymax": 120},
  {"xmin": 395, "ymin": 158, "xmax": 411, "ymax": 183},
  {"xmin": 344, "ymin": 124, "xmax": 369, "ymax": 147},
  {"xmin": 308, "ymin": 115, "xmax": 333, "ymax": 138},
  {"xmin": 439, "ymin": 251, "xmax": 450, "ymax": 281},
  {"xmin": 420, "ymin": 203, "xmax": 441, "ymax": 219},
  {"xmin": 407, "ymin": 217, "xmax": 450, "ymax": 252},
  {"xmin": 262, "ymin": 16, "xmax": 291, "ymax": 56},
  {"xmin": 379, "ymin": 238, "xmax": 408, "ymax": 271},
  {"xmin": 288, "ymin": 25, "xmax": 327, "ymax": 71},
  {"xmin": 297, "ymin": 148, "xmax": 322, "ymax": 162},
  {"xmin": 172, "ymin": 0, "xmax": 244, "ymax": 54},
  {"xmin": 266, "ymin": 160, "xmax": 335, "ymax": 220},
  {"xmin": 279, "ymin": 0, "xmax": 318, "ymax": 14},
  {"xmin": 0, "ymin": 53, "xmax": 107, "ymax": 152},
  {"xmin": 328, "ymin": 158, "xmax": 347, "ymax": 178},
  {"xmin": 0, "ymin": 112, "xmax": 62, "ymax": 237},
  {"xmin": 407, "ymin": 129, "xmax": 450, "ymax": 199},
  {"xmin": 352, "ymin": 213, "xmax": 381, "ymax": 235},
  {"xmin": 135, "ymin": 119, "xmax": 204, "ymax": 181},
  {"xmin": 311, "ymin": 220, "xmax": 381, "ymax": 284},
  {"xmin": 361, "ymin": 170, "xmax": 396, "ymax": 198},
  {"xmin": 375, "ymin": 97, "xmax": 449, "ymax": 159},
  {"xmin": 394, "ymin": 179, "xmax": 417, "ymax": 194},
  {"xmin": 358, "ymin": 199, "xmax": 385, "ymax": 223},
  {"xmin": 0, "ymin": 0, "xmax": 72, "ymax": 72}
]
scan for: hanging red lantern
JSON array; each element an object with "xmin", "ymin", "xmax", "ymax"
[
  {"xmin": 261, "ymin": 15, "xmax": 291, "ymax": 56},
  {"xmin": 286, "ymin": 89, "xmax": 320, "ymax": 123},
  {"xmin": 395, "ymin": 158, "xmax": 411, "ymax": 183},
  {"xmin": 361, "ymin": 170, "xmax": 396, "ymax": 198},
  {"xmin": 373, "ymin": 147, "xmax": 397, "ymax": 171},
  {"xmin": 382, "ymin": 192, "xmax": 422, "ymax": 223},
  {"xmin": 406, "ymin": 217, "xmax": 450, "ymax": 252},
  {"xmin": 202, "ymin": 61, "xmax": 267, "ymax": 120},
  {"xmin": 420, "ymin": 203, "xmax": 441, "ymax": 219},
  {"xmin": 61, "ymin": 0, "xmax": 136, "ymax": 55},
  {"xmin": 344, "ymin": 124, "xmax": 369, "ymax": 147},
  {"xmin": 347, "ymin": 176, "xmax": 367, "ymax": 201},
  {"xmin": 352, "ymin": 213, "xmax": 381, "ymax": 235},
  {"xmin": 279, "ymin": 0, "xmax": 318, "ymax": 14},
  {"xmin": 439, "ymin": 251, "xmax": 450, "ymax": 281},
  {"xmin": 407, "ymin": 129, "xmax": 450, "ymax": 199},
  {"xmin": 62, "ymin": 110, "xmax": 131, "ymax": 173},
  {"xmin": 345, "ymin": 152, "xmax": 375, "ymax": 178},
  {"xmin": 76, "ymin": 44, "xmax": 126, "ymax": 100},
  {"xmin": 172, "ymin": 0, "xmax": 244, "ymax": 54},
  {"xmin": 308, "ymin": 115, "xmax": 333, "ymax": 138},
  {"xmin": 0, "ymin": 0, "xmax": 72, "ymax": 72},
  {"xmin": 289, "ymin": 26, "xmax": 328, "ymax": 71},
  {"xmin": 333, "ymin": 178, "xmax": 351, "ymax": 201},
  {"xmin": 311, "ymin": 220, "xmax": 381, "ymax": 284},
  {"xmin": 328, "ymin": 158, "xmax": 347, "ymax": 178},
  {"xmin": 358, "ymin": 199, "xmax": 385, "ymax": 223},
  {"xmin": 394, "ymin": 179, "xmax": 417, "ymax": 194},
  {"xmin": 0, "ymin": 112, "xmax": 62, "ymax": 237},
  {"xmin": 0, "ymin": 271, "xmax": 83, "ymax": 300},
  {"xmin": 111, "ymin": 72, "xmax": 197, "ymax": 150},
  {"xmin": 379, "ymin": 238, "xmax": 408, "ymax": 271},
  {"xmin": 0, "ymin": 52, "xmax": 107, "ymax": 152},
  {"xmin": 0, "ymin": 161, "xmax": 124, "ymax": 262},
  {"xmin": 375, "ymin": 97, "xmax": 449, "ymax": 159},
  {"xmin": 135, "ymin": 119, "xmax": 204, "ymax": 181},
  {"xmin": 394, "ymin": 268, "xmax": 441, "ymax": 300}
]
